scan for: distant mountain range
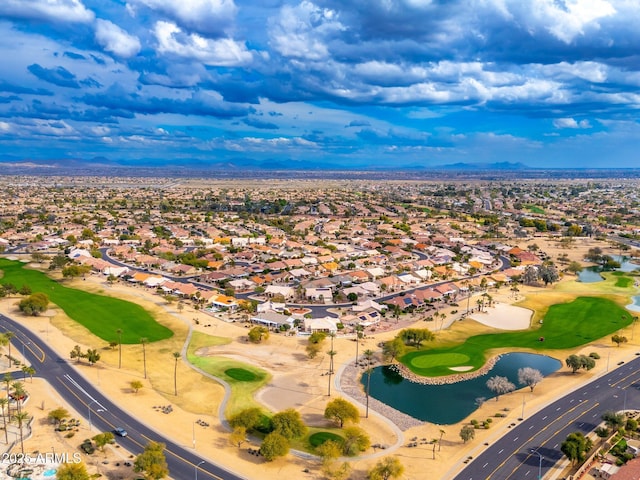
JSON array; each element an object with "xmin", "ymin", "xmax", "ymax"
[
  {"xmin": 1, "ymin": 157, "xmax": 639, "ymax": 180},
  {"xmin": 0, "ymin": 156, "xmax": 533, "ymax": 170}
]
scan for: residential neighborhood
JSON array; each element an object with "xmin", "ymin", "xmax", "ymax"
[{"xmin": 1, "ymin": 174, "xmax": 640, "ymax": 480}]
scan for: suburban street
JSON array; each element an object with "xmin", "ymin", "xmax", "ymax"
[
  {"xmin": 453, "ymin": 354, "xmax": 640, "ymax": 480},
  {"xmin": 0, "ymin": 313, "xmax": 248, "ymax": 480}
]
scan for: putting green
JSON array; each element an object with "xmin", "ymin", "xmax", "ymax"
[
  {"xmin": 0, "ymin": 258, "xmax": 172, "ymax": 343},
  {"xmin": 615, "ymin": 277, "xmax": 633, "ymax": 288},
  {"xmin": 409, "ymin": 352, "xmax": 470, "ymax": 369},
  {"xmin": 225, "ymin": 368, "xmax": 258, "ymax": 382},
  {"xmin": 401, "ymin": 296, "xmax": 632, "ymax": 377}
]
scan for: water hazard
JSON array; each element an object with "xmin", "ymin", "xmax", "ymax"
[{"xmin": 362, "ymin": 352, "xmax": 561, "ymax": 424}]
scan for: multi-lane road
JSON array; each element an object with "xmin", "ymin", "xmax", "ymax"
[
  {"xmin": 0, "ymin": 313, "xmax": 247, "ymax": 480},
  {"xmin": 453, "ymin": 355, "xmax": 640, "ymax": 480}
]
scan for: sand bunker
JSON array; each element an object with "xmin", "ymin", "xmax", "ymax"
[
  {"xmin": 449, "ymin": 366, "xmax": 473, "ymax": 372},
  {"xmin": 468, "ymin": 303, "xmax": 532, "ymax": 330}
]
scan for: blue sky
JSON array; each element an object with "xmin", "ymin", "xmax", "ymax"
[{"xmin": 1, "ymin": 0, "xmax": 639, "ymax": 169}]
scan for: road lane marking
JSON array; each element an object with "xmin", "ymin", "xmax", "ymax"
[
  {"xmin": 494, "ymin": 401, "xmax": 599, "ymax": 480},
  {"xmin": 0, "ymin": 323, "xmax": 46, "ymax": 363},
  {"xmin": 63, "ymin": 374, "xmax": 108, "ymax": 411}
]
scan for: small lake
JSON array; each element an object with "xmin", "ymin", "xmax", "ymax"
[
  {"xmin": 578, "ymin": 266, "xmax": 603, "ymax": 283},
  {"xmin": 362, "ymin": 352, "xmax": 561, "ymax": 425},
  {"xmin": 578, "ymin": 255, "xmax": 640, "ymax": 283},
  {"xmin": 628, "ymin": 295, "xmax": 640, "ymax": 313}
]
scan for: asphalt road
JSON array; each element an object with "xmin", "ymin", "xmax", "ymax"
[
  {"xmin": 453, "ymin": 354, "xmax": 640, "ymax": 480},
  {"xmin": 0, "ymin": 313, "xmax": 248, "ymax": 480}
]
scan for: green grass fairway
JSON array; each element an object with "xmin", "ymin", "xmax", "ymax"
[
  {"xmin": 225, "ymin": 368, "xmax": 258, "ymax": 381},
  {"xmin": 615, "ymin": 276, "xmax": 633, "ymax": 288},
  {"xmin": 409, "ymin": 352, "xmax": 470, "ymax": 369},
  {"xmin": 0, "ymin": 258, "xmax": 172, "ymax": 343},
  {"xmin": 309, "ymin": 431, "xmax": 343, "ymax": 447},
  {"xmin": 402, "ymin": 297, "xmax": 632, "ymax": 377},
  {"xmin": 187, "ymin": 332, "xmax": 269, "ymax": 414}
]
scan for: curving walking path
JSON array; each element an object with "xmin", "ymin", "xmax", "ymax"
[{"xmin": 333, "ymin": 359, "xmax": 408, "ymax": 460}]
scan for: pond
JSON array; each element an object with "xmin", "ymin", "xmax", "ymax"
[
  {"xmin": 578, "ymin": 266, "xmax": 603, "ymax": 283},
  {"xmin": 362, "ymin": 352, "xmax": 562, "ymax": 425},
  {"xmin": 628, "ymin": 295, "xmax": 640, "ymax": 313},
  {"xmin": 612, "ymin": 254, "xmax": 640, "ymax": 273},
  {"xmin": 578, "ymin": 255, "xmax": 640, "ymax": 283}
]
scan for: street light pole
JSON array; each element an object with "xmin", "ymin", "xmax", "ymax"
[
  {"xmin": 531, "ymin": 449, "xmax": 543, "ymax": 480},
  {"xmin": 192, "ymin": 421, "xmax": 196, "ymax": 449},
  {"xmin": 195, "ymin": 460, "xmax": 205, "ymax": 480}
]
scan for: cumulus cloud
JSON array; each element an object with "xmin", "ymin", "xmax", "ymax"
[
  {"xmin": 95, "ymin": 19, "xmax": 141, "ymax": 58},
  {"xmin": 269, "ymin": 1, "xmax": 344, "ymax": 60},
  {"xmin": 527, "ymin": 0, "xmax": 617, "ymax": 44},
  {"xmin": 553, "ymin": 117, "xmax": 592, "ymax": 129},
  {"xmin": 0, "ymin": 0, "xmax": 94, "ymax": 23},
  {"xmin": 153, "ymin": 21, "xmax": 253, "ymax": 66},
  {"xmin": 2, "ymin": 0, "xmax": 640, "ymax": 167},
  {"xmin": 129, "ymin": 0, "xmax": 237, "ymax": 36}
]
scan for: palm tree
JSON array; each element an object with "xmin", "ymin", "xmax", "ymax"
[
  {"xmin": 363, "ymin": 349, "xmax": 374, "ymax": 367},
  {"xmin": 483, "ymin": 293, "xmax": 493, "ymax": 308},
  {"xmin": 23, "ymin": 359, "xmax": 35, "ymax": 379},
  {"xmin": 4, "ymin": 332, "xmax": 14, "ymax": 368},
  {"xmin": 0, "ymin": 397, "xmax": 8, "ymax": 444},
  {"xmin": 327, "ymin": 349, "xmax": 337, "ymax": 396},
  {"xmin": 438, "ymin": 312, "xmax": 447, "ymax": 331},
  {"xmin": 363, "ymin": 349, "xmax": 374, "ymax": 418},
  {"xmin": 438, "ymin": 429, "xmax": 445, "ymax": 451},
  {"xmin": 354, "ymin": 325, "xmax": 363, "ymax": 367},
  {"xmin": 510, "ymin": 281, "xmax": 520, "ymax": 299},
  {"xmin": 3, "ymin": 373, "xmax": 13, "ymax": 416},
  {"xmin": 11, "ymin": 382, "xmax": 26, "ymax": 414},
  {"xmin": 173, "ymin": 352, "xmax": 180, "ymax": 396},
  {"xmin": 462, "ymin": 279, "xmax": 472, "ymax": 316},
  {"xmin": 0, "ymin": 335, "xmax": 8, "ymax": 368},
  {"xmin": 116, "ymin": 329, "xmax": 123, "ymax": 369},
  {"xmin": 140, "ymin": 337, "xmax": 148, "ymax": 379},
  {"xmin": 328, "ymin": 332, "xmax": 336, "ymax": 373},
  {"xmin": 12, "ymin": 410, "xmax": 29, "ymax": 454}
]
